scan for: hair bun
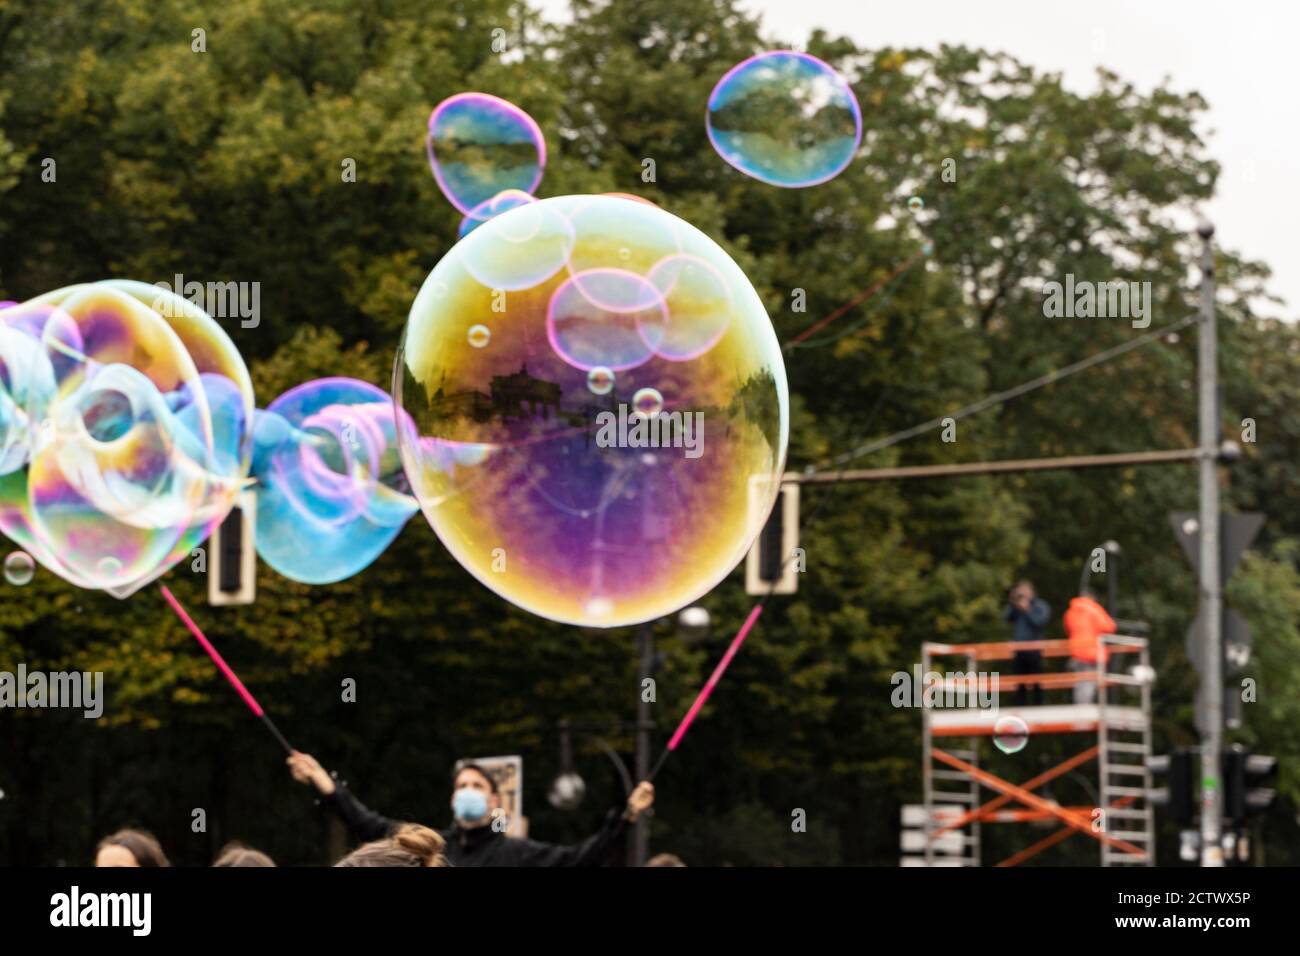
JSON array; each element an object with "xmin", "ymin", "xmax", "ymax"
[{"xmin": 393, "ymin": 824, "xmax": 447, "ymax": 867}]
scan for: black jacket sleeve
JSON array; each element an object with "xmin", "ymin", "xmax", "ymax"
[
  {"xmin": 512, "ymin": 808, "xmax": 629, "ymax": 867},
  {"xmin": 318, "ymin": 776, "xmax": 401, "ymax": 844}
]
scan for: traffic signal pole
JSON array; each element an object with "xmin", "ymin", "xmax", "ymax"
[
  {"xmin": 770, "ymin": 223, "xmax": 1234, "ymax": 865},
  {"xmin": 1195, "ymin": 220, "xmax": 1223, "ymax": 867}
]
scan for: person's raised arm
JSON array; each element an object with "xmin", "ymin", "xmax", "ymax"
[
  {"xmin": 517, "ymin": 782, "xmax": 655, "ymax": 867},
  {"xmin": 1027, "ymin": 599, "xmax": 1050, "ymax": 628},
  {"xmin": 287, "ymin": 750, "xmax": 399, "ymax": 844}
]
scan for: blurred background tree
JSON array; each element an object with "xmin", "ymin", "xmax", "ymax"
[{"xmin": 0, "ymin": 0, "xmax": 1295, "ymax": 865}]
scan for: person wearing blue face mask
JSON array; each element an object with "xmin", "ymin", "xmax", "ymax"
[{"xmin": 287, "ymin": 751, "xmax": 655, "ymax": 866}]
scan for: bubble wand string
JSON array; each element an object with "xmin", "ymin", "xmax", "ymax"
[
  {"xmin": 647, "ymin": 603, "xmax": 763, "ymax": 783},
  {"xmin": 783, "ymin": 245, "xmax": 929, "ymax": 350},
  {"xmin": 159, "ymin": 584, "xmax": 294, "ymax": 755}
]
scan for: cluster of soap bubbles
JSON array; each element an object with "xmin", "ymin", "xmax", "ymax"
[
  {"xmin": 0, "ymin": 282, "xmax": 417, "ymax": 592},
  {"xmin": 395, "ymin": 194, "xmax": 788, "ymax": 628},
  {"xmin": 429, "ymin": 48, "xmax": 863, "ymax": 230},
  {"xmin": 1, "ymin": 67, "xmax": 832, "ymax": 616},
  {"xmin": 0, "ymin": 281, "xmax": 254, "ymax": 594}
]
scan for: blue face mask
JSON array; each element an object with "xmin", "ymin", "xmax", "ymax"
[{"xmin": 453, "ymin": 786, "xmax": 489, "ymax": 823}]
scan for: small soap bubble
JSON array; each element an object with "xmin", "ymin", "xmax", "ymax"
[
  {"xmin": 632, "ymin": 387, "xmax": 664, "ymax": 418},
  {"xmin": 4, "ymin": 551, "xmax": 35, "ymax": 586},
  {"xmin": 706, "ymin": 51, "xmax": 862, "ymax": 188},
  {"xmin": 586, "ymin": 366, "xmax": 615, "ymax": 396},
  {"xmin": 994, "ymin": 715, "xmax": 1030, "ymax": 755}
]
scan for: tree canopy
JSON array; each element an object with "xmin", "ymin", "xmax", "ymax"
[{"xmin": 0, "ymin": 0, "xmax": 1296, "ymax": 866}]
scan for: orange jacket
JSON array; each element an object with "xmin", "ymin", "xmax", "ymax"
[{"xmin": 1064, "ymin": 595, "xmax": 1116, "ymax": 663}]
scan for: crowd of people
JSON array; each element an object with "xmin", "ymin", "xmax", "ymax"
[{"xmin": 90, "ymin": 753, "xmax": 669, "ymax": 868}]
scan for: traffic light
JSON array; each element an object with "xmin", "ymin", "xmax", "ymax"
[
  {"xmin": 209, "ymin": 489, "xmax": 257, "ymax": 606},
  {"xmin": 1222, "ymin": 745, "xmax": 1277, "ymax": 822},
  {"xmin": 1148, "ymin": 748, "xmax": 1195, "ymax": 826},
  {"xmin": 1169, "ymin": 512, "xmax": 1263, "ymax": 736},
  {"xmin": 745, "ymin": 476, "xmax": 799, "ymax": 595}
]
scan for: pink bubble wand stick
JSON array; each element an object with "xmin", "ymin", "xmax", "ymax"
[
  {"xmin": 160, "ymin": 584, "xmax": 294, "ymax": 755},
  {"xmin": 648, "ymin": 603, "xmax": 763, "ymax": 782}
]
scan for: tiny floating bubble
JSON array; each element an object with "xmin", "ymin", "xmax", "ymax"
[
  {"xmin": 632, "ymin": 387, "xmax": 664, "ymax": 418},
  {"xmin": 96, "ymin": 556, "xmax": 122, "ymax": 579},
  {"xmin": 468, "ymin": 324, "xmax": 491, "ymax": 348},
  {"xmin": 993, "ymin": 715, "xmax": 1030, "ymax": 755},
  {"xmin": 4, "ymin": 551, "xmax": 35, "ymax": 586},
  {"xmin": 587, "ymin": 366, "xmax": 615, "ymax": 396}
]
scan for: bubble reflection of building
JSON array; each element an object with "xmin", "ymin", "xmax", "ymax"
[{"xmin": 430, "ymin": 364, "xmax": 598, "ymax": 427}]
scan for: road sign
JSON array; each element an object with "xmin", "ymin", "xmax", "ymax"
[
  {"xmin": 1174, "ymin": 513, "xmax": 1261, "ymax": 737},
  {"xmin": 1169, "ymin": 511, "xmax": 1263, "ymax": 578},
  {"xmin": 1223, "ymin": 608, "xmax": 1251, "ymax": 675},
  {"xmin": 899, "ymin": 804, "xmax": 968, "ymax": 865},
  {"xmin": 746, "ymin": 476, "xmax": 800, "ymax": 595}
]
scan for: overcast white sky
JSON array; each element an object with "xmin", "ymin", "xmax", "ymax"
[{"xmin": 535, "ymin": 0, "xmax": 1297, "ymax": 317}]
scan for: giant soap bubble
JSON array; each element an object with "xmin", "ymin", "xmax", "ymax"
[
  {"xmin": 395, "ymin": 195, "xmax": 788, "ymax": 628},
  {"xmin": 706, "ymin": 51, "xmax": 862, "ymax": 188},
  {"xmin": 0, "ymin": 280, "xmax": 253, "ymax": 595},
  {"xmin": 250, "ymin": 378, "xmax": 418, "ymax": 584}
]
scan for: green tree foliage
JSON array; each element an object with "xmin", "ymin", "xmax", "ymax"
[{"xmin": 0, "ymin": 0, "xmax": 1295, "ymax": 865}]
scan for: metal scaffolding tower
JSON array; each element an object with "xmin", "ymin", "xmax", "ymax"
[{"xmin": 913, "ymin": 635, "xmax": 1153, "ymax": 867}]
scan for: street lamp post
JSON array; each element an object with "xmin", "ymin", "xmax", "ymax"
[
  {"xmin": 554, "ymin": 609, "xmax": 710, "ymax": 866},
  {"xmin": 1103, "ymin": 540, "xmax": 1121, "ymax": 616}
]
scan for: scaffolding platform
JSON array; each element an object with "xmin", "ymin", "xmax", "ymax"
[
  {"xmin": 928, "ymin": 703, "xmax": 1148, "ymax": 737},
  {"xmin": 912, "ymin": 635, "xmax": 1154, "ymax": 868}
]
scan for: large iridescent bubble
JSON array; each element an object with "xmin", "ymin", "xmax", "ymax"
[
  {"xmin": 426, "ymin": 93, "xmax": 546, "ymax": 215},
  {"xmin": 706, "ymin": 51, "xmax": 862, "ymax": 188},
  {"xmin": 251, "ymin": 378, "xmax": 418, "ymax": 584},
  {"xmin": 0, "ymin": 280, "xmax": 253, "ymax": 595},
  {"xmin": 395, "ymin": 195, "xmax": 788, "ymax": 628}
]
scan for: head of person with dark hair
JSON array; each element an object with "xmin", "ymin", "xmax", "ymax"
[
  {"xmin": 212, "ymin": 841, "xmax": 275, "ymax": 867},
  {"xmin": 95, "ymin": 829, "xmax": 170, "ymax": 868},
  {"xmin": 448, "ymin": 763, "xmax": 501, "ymax": 830},
  {"xmin": 335, "ymin": 824, "xmax": 447, "ymax": 868},
  {"xmin": 1010, "ymin": 579, "xmax": 1036, "ymax": 608},
  {"xmin": 645, "ymin": 853, "xmax": 686, "ymax": 867}
]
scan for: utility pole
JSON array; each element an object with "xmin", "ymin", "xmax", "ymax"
[{"xmin": 1195, "ymin": 218, "xmax": 1223, "ymax": 867}]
